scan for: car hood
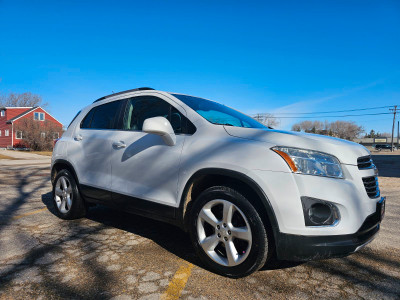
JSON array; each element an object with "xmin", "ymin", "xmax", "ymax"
[{"xmin": 223, "ymin": 126, "xmax": 369, "ymax": 165}]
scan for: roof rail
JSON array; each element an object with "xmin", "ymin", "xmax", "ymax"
[{"xmin": 93, "ymin": 87, "xmax": 154, "ymax": 103}]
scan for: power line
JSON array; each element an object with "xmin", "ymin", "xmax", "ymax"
[
  {"xmin": 273, "ymin": 112, "xmax": 393, "ymax": 119},
  {"xmin": 267, "ymin": 105, "xmax": 395, "ymax": 115},
  {"xmin": 357, "ymin": 117, "xmax": 394, "ymax": 122}
]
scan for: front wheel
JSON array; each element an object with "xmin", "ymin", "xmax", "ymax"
[
  {"xmin": 189, "ymin": 186, "xmax": 269, "ymax": 278},
  {"xmin": 52, "ymin": 169, "xmax": 86, "ymax": 220}
]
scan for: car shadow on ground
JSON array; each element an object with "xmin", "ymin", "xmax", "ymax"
[{"xmin": 41, "ymin": 192, "xmax": 301, "ymax": 275}]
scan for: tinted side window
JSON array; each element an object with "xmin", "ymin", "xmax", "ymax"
[
  {"xmin": 81, "ymin": 109, "xmax": 94, "ymax": 129},
  {"xmin": 82, "ymin": 101, "xmax": 121, "ymax": 129},
  {"xmin": 184, "ymin": 117, "xmax": 196, "ymax": 134},
  {"xmin": 123, "ymin": 96, "xmax": 196, "ymax": 134},
  {"xmin": 170, "ymin": 106, "xmax": 196, "ymax": 134},
  {"xmin": 170, "ymin": 106, "xmax": 183, "ymax": 133},
  {"xmin": 123, "ymin": 96, "xmax": 170, "ymax": 131}
]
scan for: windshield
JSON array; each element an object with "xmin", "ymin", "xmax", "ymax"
[{"xmin": 171, "ymin": 94, "xmax": 266, "ymax": 129}]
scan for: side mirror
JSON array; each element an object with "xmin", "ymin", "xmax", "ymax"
[{"xmin": 142, "ymin": 117, "xmax": 176, "ymax": 146}]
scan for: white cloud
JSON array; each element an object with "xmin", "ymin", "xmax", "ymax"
[{"xmin": 248, "ymin": 80, "xmax": 384, "ymax": 130}]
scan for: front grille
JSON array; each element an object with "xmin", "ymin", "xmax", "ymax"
[
  {"xmin": 362, "ymin": 176, "xmax": 380, "ymax": 198},
  {"xmin": 357, "ymin": 155, "xmax": 374, "ymax": 169}
]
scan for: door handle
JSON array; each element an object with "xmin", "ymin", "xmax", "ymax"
[
  {"xmin": 112, "ymin": 141, "xmax": 126, "ymax": 149},
  {"xmin": 74, "ymin": 134, "xmax": 83, "ymax": 141}
]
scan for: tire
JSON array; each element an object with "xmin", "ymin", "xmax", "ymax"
[
  {"xmin": 189, "ymin": 186, "xmax": 269, "ymax": 278},
  {"xmin": 52, "ymin": 169, "xmax": 86, "ymax": 220}
]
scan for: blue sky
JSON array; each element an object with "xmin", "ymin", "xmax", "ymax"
[{"xmin": 0, "ymin": 0, "xmax": 399, "ymax": 134}]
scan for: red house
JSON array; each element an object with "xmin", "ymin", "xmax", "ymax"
[{"xmin": 0, "ymin": 106, "xmax": 63, "ymax": 148}]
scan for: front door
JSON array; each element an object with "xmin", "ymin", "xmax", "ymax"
[{"xmin": 110, "ymin": 95, "xmax": 192, "ymax": 214}]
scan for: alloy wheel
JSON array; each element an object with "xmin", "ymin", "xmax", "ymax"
[
  {"xmin": 54, "ymin": 176, "xmax": 73, "ymax": 214},
  {"xmin": 197, "ymin": 199, "xmax": 252, "ymax": 267}
]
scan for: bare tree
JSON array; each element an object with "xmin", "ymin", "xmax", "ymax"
[
  {"xmin": 329, "ymin": 121, "xmax": 364, "ymax": 140},
  {"xmin": 291, "ymin": 120, "xmax": 364, "ymax": 140},
  {"xmin": 291, "ymin": 120, "xmax": 321, "ymax": 133},
  {"xmin": 0, "ymin": 92, "xmax": 48, "ymax": 108},
  {"xmin": 253, "ymin": 113, "xmax": 279, "ymax": 128},
  {"xmin": 14, "ymin": 119, "xmax": 60, "ymax": 151},
  {"xmin": 378, "ymin": 132, "xmax": 392, "ymax": 138},
  {"xmin": 292, "ymin": 123, "xmax": 301, "ymax": 132},
  {"xmin": 299, "ymin": 120, "xmax": 313, "ymax": 132}
]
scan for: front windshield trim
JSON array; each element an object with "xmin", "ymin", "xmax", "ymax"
[{"xmin": 171, "ymin": 93, "xmax": 267, "ymax": 129}]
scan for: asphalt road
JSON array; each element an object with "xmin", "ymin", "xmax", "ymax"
[{"xmin": 0, "ymin": 153, "xmax": 399, "ymax": 299}]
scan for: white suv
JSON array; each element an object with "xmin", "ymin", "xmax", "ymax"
[{"xmin": 51, "ymin": 87, "xmax": 385, "ymax": 277}]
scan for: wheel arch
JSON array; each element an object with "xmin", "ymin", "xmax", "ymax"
[
  {"xmin": 178, "ymin": 168, "xmax": 280, "ymax": 245},
  {"xmin": 51, "ymin": 159, "xmax": 79, "ymax": 186}
]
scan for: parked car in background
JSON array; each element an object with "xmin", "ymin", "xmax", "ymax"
[
  {"xmin": 375, "ymin": 144, "xmax": 396, "ymax": 151},
  {"xmin": 51, "ymin": 87, "xmax": 385, "ymax": 277}
]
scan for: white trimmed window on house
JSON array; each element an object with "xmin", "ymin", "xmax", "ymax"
[
  {"xmin": 0, "ymin": 130, "xmax": 2, "ymax": 136},
  {"xmin": 53, "ymin": 132, "xmax": 59, "ymax": 139},
  {"xmin": 5, "ymin": 130, "xmax": 9, "ymax": 136},
  {"xmin": 34, "ymin": 112, "xmax": 45, "ymax": 121},
  {"xmin": 16, "ymin": 131, "xmax": 23, "ymax": 139},
  {"xmin": 40, "ymin": 132, "xmax": 46, "ymax": 138},
  {"xmin": 0, "ymin": 110, "xmax": 5, "ymax": 117}
]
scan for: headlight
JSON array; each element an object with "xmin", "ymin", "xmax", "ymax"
[{"xmin": 272, "ymin": 147, "xmax": 343, "ymax": 178}]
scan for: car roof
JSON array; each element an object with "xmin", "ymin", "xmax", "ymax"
[{"xmin": 93, "ymin": 87, "xmax": 155, "ymax": 103}]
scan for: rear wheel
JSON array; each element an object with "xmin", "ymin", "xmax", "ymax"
[
  {"xmin": 52, "ymin": 169, "xmax": 86, "ymax": 219},
  {"xmin": 189, "ymin": 186, "xmax": 269, "ymax": 278}
]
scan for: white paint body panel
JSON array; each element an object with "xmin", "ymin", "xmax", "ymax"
[
  {"xmin": 52, "ymin": 90, "xmax": 381, "ymax": 238},
  {"xmin": 110, "ymin": 130, "xmax": 185, "ymax": 206}
]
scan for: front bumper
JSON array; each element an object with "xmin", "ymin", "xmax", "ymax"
[
  {"xmin": 276, "ymin": 197, "xmax": 385, "ymax": 261},
  {"xmin": 250, "ymin": 164, "xmax": 381, "ymax": 236}
]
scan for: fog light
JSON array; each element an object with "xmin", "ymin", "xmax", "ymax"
[
  {"xmin": 308, "ymin": 203, "xmax": 332, "ymax": 224},
  {"xmin": 301, "ymin": 197, "xmax": 340, "ymax": 226}
]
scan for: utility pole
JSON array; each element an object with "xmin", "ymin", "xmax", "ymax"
[
  {"xmin": 390, "ymin": 105, "xmax": 398, "ymax": 152},
  {"xmin": 398, "ymin": 120, "xmax": 399, "ymax": 148}
]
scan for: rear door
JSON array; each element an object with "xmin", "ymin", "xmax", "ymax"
[
  {"xmin": 110, "ymin": 94, "xmax": 195, "ymax": 215},
  {"xmin": 68, "ymin": 100, "xmax": 123, "ymax": 202}
]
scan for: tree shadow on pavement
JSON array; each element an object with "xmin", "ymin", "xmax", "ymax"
[
  {"xmin": 0, "ymin": 169, "xmax": 120, "ymax": 299},
  {"xmin": 41, "ymin": 193, "xmax": 203, "ymax": 269},
  {"xmin": 307, "ymin": 250, "xmax": 400, "ymax": 297},
  {"xmin": 0, "ymin": 220, "xmax": 120, "ymax": 299},
  {"xmin": 0, "ymin": 167, "xmax": 49, "ymax": 227}
]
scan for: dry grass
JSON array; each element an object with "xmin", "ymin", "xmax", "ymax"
[
  {"xmin": 0, "ymin": 154, "xmax": 20, "ymax": 160},
  {"xmin": 29, "ymin": 151, "xmax": 53, "ymax": 156}
]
